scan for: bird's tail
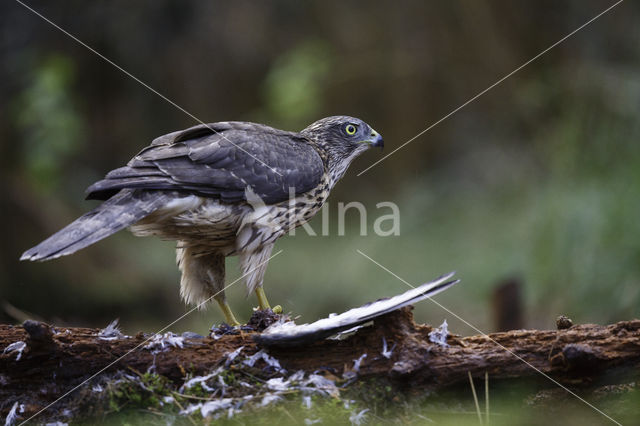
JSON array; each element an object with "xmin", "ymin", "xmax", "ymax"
[{"xmin": 20, "ymin": 189, "xmax": 171, "ymax": 261}]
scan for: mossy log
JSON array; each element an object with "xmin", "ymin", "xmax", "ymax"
[{"xmin": 1, "ymin": 308, "xmax": 639, "ymax": 420}]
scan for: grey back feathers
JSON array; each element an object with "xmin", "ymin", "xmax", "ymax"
[{"xmin": 86, "ymin": 122, "xmax": 325, "ymax": 204}]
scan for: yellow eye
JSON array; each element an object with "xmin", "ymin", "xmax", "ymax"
[{"xmin": 345, "ymin": 124, "xmax": 357, "ymax": 135}]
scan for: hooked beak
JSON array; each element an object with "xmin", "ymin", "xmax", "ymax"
[{"xmin": 368, "ymin": 130, "xmax": 384, "ymax": 150}]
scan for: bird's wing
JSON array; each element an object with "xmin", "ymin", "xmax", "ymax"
[
  {"xmin": 86, "ymin": 122, "xmax": 325, "ymax": 204},
  {"xmin": 253, "ymin": 272, "xmax": 459, "ymax": 347}
]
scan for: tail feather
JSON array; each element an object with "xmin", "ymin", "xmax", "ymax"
[{"xmin": 21, "ymin": 190, "xmax": 171, "ymax": 261}]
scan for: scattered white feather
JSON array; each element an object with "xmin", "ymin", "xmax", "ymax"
[
  {"xmin": 259, "ymin": 393, "xmax": 282, "ymax": 407},
  {"xmin": 242, "ymin": 350, "xmax": 264, "ymax": 367},
  {"xmin": 329, "ymin": 324, "xmax": 367, "ymax": 340},
  {"xmin": 349, "ymin": 409, "xmax": 369, "ymax": 425},
  {"xmin": 242, "ymin": 350, "xmax": 286, "ymax": 373},
  {"xmin": 200, "ymin": 398, "xmax": 234, "ymax": 418},
  {"xmin": 180, "ymin": 396, "xmax": 240, "ymax": 418},
  {"xmin": 144, "ymin": 332, "xmax": 185, "ymax": 353},
  {"xmin": 44, "ymin": 422, "xmax": 68, "ymax": 426},
  {"xmin": 224, "ymin": 346, "xmax": 244, "ymax": 367},
  {"xmin": 289, "ymin": 370, "xmax": 305, "ymax": 382},
  {"xmin": 180, "ymin": 368, "xmax": 222, "ymax": 393},
  {"xmin": 179, "ymin": 403, "xmax": 202, "ymax": 416},
  {"xmin": 97, "ymin": 319, "xmax": 125, "ymax": 341},
  {"xmin": 218, "ymin": 375, "xmax": 227, "ymax": 389},
  {"xmin": 171, "ymin": 365, "xmax": 341, "ymax": 420},
  {"xmin": 266, "ymin": 377, "xmax": 290, "ymax": 391},
  {"xmin": 381, "ymin": 337, "xmax": 396, "ymax": 359},
  {"xmin": 304, "ymin": 419, "xmax": 321, "ymax": 425},
  {"xmin": 428, "ymin": 319, "xmax": 449, "ymax": 347},
  {"xmin": 227, "ymin": 407, "xmax": 239, "ymax": 419},
  {"xmin": 91, "ymin": 384, "xmax": 103, "ymax": 393},
  {"xmin": 344, "ymin": 353, "xmax": 368, "ymax": 380},
  {"xmin": 353, "ymin": 353, "xmax": 367, "ymax": 372},
  {"xmin": 3, "ymin": 341, "xmax": 26, "ymax": 361},
  {"xmin": 4, "ymin": 402, "xmax": 24, "ymax": 426},
  {"xmin": 302, "ymin": 395, "xmax": 312, "ymax": 409},
  {"xmin": 302, "ymin": 374, "xmax": 339, "ymax": 397}
]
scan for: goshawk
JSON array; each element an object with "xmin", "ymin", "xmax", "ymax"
[{"xmin": 21, "ymin": 116, "xmax": 384, "ymax": 324}]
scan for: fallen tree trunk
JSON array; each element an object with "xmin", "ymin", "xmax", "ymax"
[{"xmin": 1, "ymin": 308, "xmax": 639, "ymax": 421}]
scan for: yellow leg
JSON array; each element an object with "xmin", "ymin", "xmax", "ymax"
[
  {"xmin": 255, "ymin": 287, "xmax": 282, "ymax": 314},
  {"xmin": 255, "ymin": 287, "xmax": 270, "ymax": 309},
  {"xmin": 216, "ymin": 299, "xmax": 240, "ymax": 326}
]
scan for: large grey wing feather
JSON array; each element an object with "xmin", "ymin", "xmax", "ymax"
[
  {"xmin": 21, "ymin": 189, "xmax": 172, "ymax": 261},
  {"xmin": 85, "ymin": 122, "xmax": 325, "ymax": 204},
  {"xmin": 253, "ymin": 272, "xmax": 459, "ymax": 347}
]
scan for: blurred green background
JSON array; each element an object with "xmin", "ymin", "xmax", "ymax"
[{"xmin": 1, "ymin": 0, "xmax": 639, "ymax": 338}]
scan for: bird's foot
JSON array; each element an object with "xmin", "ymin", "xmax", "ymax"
[
  {"xmin": 254, "ymin": 287, "xmax": 282, "ymax": 314},
  {"xmin": 216, "ymin": 299, "xmax": 240, "ymax": 327},
  {"xmin": 255, "ymin": 287, "xmax": 273, "ymax": 310}
]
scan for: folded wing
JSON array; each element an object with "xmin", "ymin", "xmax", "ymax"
[{"xmin": 86, "ymin": 122, "xmax": 325, "ymax": 204}]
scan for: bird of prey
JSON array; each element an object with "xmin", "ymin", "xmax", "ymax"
[{"xmin": 21, "ymin": 116, "xmax": 384, "ymax": 325}]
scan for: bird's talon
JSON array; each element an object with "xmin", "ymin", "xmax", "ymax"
[{"xmin": 272, "ymin": 305, "xmax": 283, "ymax": 314}]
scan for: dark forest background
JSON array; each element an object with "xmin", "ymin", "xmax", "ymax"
[{"xmin": 1, "ymin": 1, "xmax": 639, "ymax": 335}]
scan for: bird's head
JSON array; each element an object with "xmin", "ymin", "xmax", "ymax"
[{"xmin": 300, "ymin": 116, "xmax": 383, "ymax": 178}]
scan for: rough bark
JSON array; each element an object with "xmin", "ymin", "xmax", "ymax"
[{"xmin": 1, "ymin": 308, "xmax": 639, "ymax": 419}]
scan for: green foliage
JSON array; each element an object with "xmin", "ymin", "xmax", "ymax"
[
  {"xmin": 14, "ymin": 54, "xmax": 85, "ymax": 192},
  {"xmin": 107, "ymin": 372, "xmax": 172, "ymax": 412},
  {"xmin": 94, "ymin": 374, "xmax": 640, "ymax": 425},
  {"xmin": 262, "ymin": 39, "xmax": 333, "ymax": 128}
]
